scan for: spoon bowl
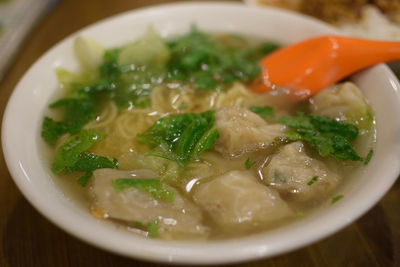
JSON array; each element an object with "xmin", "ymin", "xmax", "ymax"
[{"xmin": 254, "ymin": 35, "xmax": 400, "ymax": 98}]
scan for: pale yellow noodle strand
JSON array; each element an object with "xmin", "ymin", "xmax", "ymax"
[
  {"xmin": 88, "ymin": 82, "xmax": 256, "ymax": 160},
  {"xmin": 151, "ymin": 86, "xmax": 175, "ymax": 114},
  {"xmin": 215, "ymin": 82, "xmax": 257, "ymax": 108},
  {"xmin": 85, "ymin": 101, "xmax": 119, "ymax": 129}
]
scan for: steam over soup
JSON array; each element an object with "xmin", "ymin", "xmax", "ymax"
[{"xmin": 41, "ymin": 27, "xmax": 375, "ymax": 240}]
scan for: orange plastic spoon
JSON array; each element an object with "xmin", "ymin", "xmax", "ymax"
[{"xmin": 254, "ymin": 35, "xmax": 400, "ymax": 99}]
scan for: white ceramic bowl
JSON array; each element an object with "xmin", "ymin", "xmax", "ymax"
[{"xmin": 3, "ymin": 2, "xmax": 400, "ymax": 265}]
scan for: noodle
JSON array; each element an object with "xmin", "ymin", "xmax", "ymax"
[{"xmin": 85, "ymin": 82, "xmax": 258, "ymax": 161}]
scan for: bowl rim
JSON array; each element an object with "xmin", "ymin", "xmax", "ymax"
[{"xmin": 3, "ymin": 1, "xmax": 400, "ymax": 265}]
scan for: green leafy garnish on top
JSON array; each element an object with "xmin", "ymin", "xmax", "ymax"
[
  {"xmin": 130, "ymin": 219, "xmax": 160, "ymax": 238},
  {"xmin": 307, "ymin": 176, "xmax": 319, "ymax": 186},
  {"xmin": 249, "ymin": 105, "xmax": 274, "ymax": 119},
  {"xmin": 166, "ymin": 26, "xmax": 279, "ymax": 90},
  {"xmin": 297, "ymin": 211, "xmax": 305, "ymax": 218},
  {"xmin": 137, "ymin": 110, "xmax": 219, "ymax": 167},
  {"xmin": 87, "ymin": 47, "xmax": 160, "ymax": 110},
  {"xmin": 245, "ymin": 157, "xmax": 255, "ymax": 170},
  {"xmin": 70, "ymin": 153, "xmax": 118, "ymax": 187},
  {"xmin": 52, "ymin": 129, "xmax": 118, "ymax": 186},
  {"xmin": 331, "ymin": 195, "xmax": 344, "ymax": 204},
  {"xmin": 146, "ymin": 220, "xmax": 159, "ymax": 238},
  {"xmin": 364, "ymin": 149, "xmax": 374, "ymax": 165},
  {"xmin": 278, "ymin": 114, "xmax": 363, "ymax": 161},
  {"xmin": 52, "ymin": 129, "xmax": 106, "ymax": 173},
  {"xmin": 41, "ymin": 97, "xmax": 97, "ymax": 145},
  {"xmin": 42, "ymin": 27, "xmax": 279, "ymax": 145},
  {"xmin": 112, "ymin": 178, "xmax": 175, "ymax": 202},
  {"xmin": 42, "ymin": 29, "xmax": 168, "ymax": 145}
]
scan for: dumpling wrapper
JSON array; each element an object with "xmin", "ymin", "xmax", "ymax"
[
  {"xmin": 310, "ymin": 81, "xmax": 373, "ymax": 130},
  {"xmin": 214, "ymin": 107, "xmax": 286, "ymax": 157},
  {"xmin": 90, "ymin": 168, "xmax": 209, "ymax": 240},
  {"xmin": 262, "ymin": 142, "xmax": 340, "ymax": 202},
  {"xmin": 193, "ymin": 170, "xmax": 293, "ymax": 233}
]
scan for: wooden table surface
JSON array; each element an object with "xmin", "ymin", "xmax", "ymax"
[{"xmin": 1, "ymin": 0, "xmax": 399, "ymax": 266}]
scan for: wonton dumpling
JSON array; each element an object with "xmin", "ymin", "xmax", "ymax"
[
  {"xmin": 193, "ymin": 170, "xmax": 293, "ymax": 232},
  {"xmin": 262, "ymin": 142, "xmax": 340, "ymax": 202},
  {"xmin": 214, "ymin": 107, "xmax": 286, "ymax": 157},
  {"xmin": 90, "ymin": 168, "xmax": 209, "ymax": 240},
  {"xmin": 310, "ymin": 82, "xmax": 372, "ymax": 130}
]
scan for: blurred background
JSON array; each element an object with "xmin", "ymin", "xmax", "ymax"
[
  {"xmin": 247, "ymin": 0, "xmax": 400, "ymax": 77},
  {"xmin": 0, "ymin": 0, "xmax": 399, "ymax": 266}
]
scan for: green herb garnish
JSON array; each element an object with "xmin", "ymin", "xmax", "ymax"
[
  {"xmin": 297, "ymin": 211, "xmax": 305, "ymax": 218},
  {"xmin": 95, "ymin": 48, "xmax": 160, "ymax": 110},
  {"xmin": 278, "ymin": 114, "xmax": 362, "ymax": 161},
  {"xmin": 133, "ymin": 221, "xmax": 144, "ymax": 228},
  {"xmin": 131, "ymin": 220, "xmax": 159, "ymax": 238},
  {"xmin": 137, "ymin": 110, "xmax": 219, "ymax": 167},
  {"xmin": 51, "ymin": 129, "xmax": 118, "ymax": 186},
  {"xmin": 52, "ymin": 129, "xmax": 106, "ymax": 173},
  {"xmin": 245, "ymin": 157, "xmax": 255, "ymax": 170},
  {"xmin": 307, "ymin": 176, "xmax": 319, "ymax": 186},
  {"xmin": 166, "ymin": 26, "xmax": 279, "ymax": 90},
  {"xmin": 146, "ymin": 220, "xmax": 159, "ymax": 238},
  {"xmin": 331, "ymin": 195, "xmax": 344, "ymax": 204},
  {"xmin": 42, "ymin": 45, "xmax": 162, "ymax": 145},
  {"xmin": 69, "ymin": 153, "xmax": 118, "ymax": 186},
  {"xmin": 42, "ymin": 28, "xmax": 278, "ymax": 145},
  {"xmin": 41, "ymin": 98, "xmax": 97, "ymax": 145},
  {"xmin": 249, "ymin": 106, "xmax": 274, "ymax": 119},
  {"xmin": 112, "ymin": 178, "xmax": 175, "ymax": 202},
  {"xmin": 364, "ymin": 149, "xmax": 374, "ymax": 165}
]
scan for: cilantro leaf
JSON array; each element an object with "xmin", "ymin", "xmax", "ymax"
[
  {"xmin": 95, "ymin": 47, "xmax": 163, "ymax": 109},
  {"xmin": 146, "ymin": 220, "xmax": 159, "ymax": 238},
  {"xmin": 42, "ymin": 47, "xmax": 158, "ymax": 145},
  {"xmin": 130, "ymin": 219, "xmax": 159, "ymax": 238},
  {"xmin": 331, "ymin": 195, "xmax": 344, "ymax": 204},
  {"xmin": 51, "ymin": 129, "xmax": 119, "ymax": 186},
  {"xmin": 307, "ymin": 176, "xmax": 319, "ymax": 186},
  {"xmin": 112, "ymin": 178, "xmax": 175, "ymax": 202},
  {"xmin": 278, "ymin": 114, "xmax": 363, "ymax": 161},
  {"xmin": 249, "ymin": 106, "xmax": 274, "ymax": 119},
  {"xmin": 133, "ymin": 221, "xmax": 144, "ymax": 228},
  {"xmin": 52, "ymin": 129, "xmax": 106, "ymax": 173},
  {"xmin": 137, "ymin": 110, "xmax": 219, "ymax": 167},
  {"xmin": 166, "ymin": 26, "xmax": 279, "ymax": 90},
  {"xmin": 297, "ymin": 211, "xmax": 305, "ymax": 218},
  {"xmin": 100, "ymin": 48, "xmax": 122, "ymax": 80},
  {"xmin": 66, "ymin": 153, "xmax": 118, "ymax": 173},
  {"xmin": 77, "ymin": 172, "xmax": 93, "ymax": 187},
  {"xmin": 245, "ymin": 157, "xmax": 255, "ymax": 169},
  {"xmin": 279, "ymin": 114, "xmax": 358, "ymax": 140},
  {"xmin": 50, "ymin": 97, "xmax": 97, "ymax": 131},
  {"xmin": 364, "ymin": 149, "xmax": 374, "ymax": 165},
  {"xmin": 42, "ymin": 97, "xmax": 97, "ymax": 145},
  {"xmin": 41, "ymin": 117, "xmax": 67, "ymax": 145},
  {"xmin": 66, "ymin": 153, "xmax": 118, "ymax": 187}
]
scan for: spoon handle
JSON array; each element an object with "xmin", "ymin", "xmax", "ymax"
[{"xmin": 336, "ymin": 36, "xmax": 400, "ymax": 71}]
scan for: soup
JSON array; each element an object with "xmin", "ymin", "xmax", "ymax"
[{"xmin": 41, "ymin": 27, "xmax": 375, "ymax": 240}]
